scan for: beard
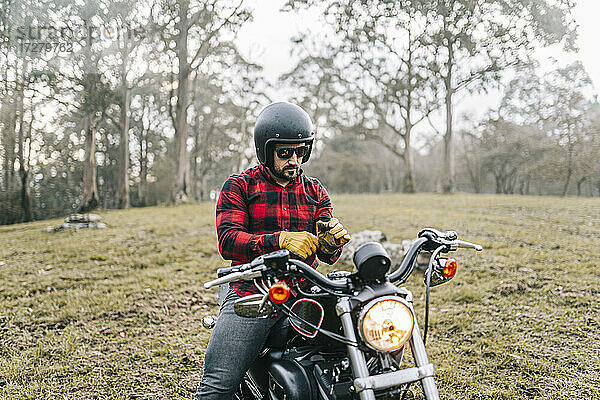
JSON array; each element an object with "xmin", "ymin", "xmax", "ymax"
[{"xmin": 271, "ymin": 164, "xmax": 299, "ymax": 181}]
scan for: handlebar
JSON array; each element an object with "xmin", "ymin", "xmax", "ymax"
[
  {"xmin": 387, "ymin": 237, "xmax": 428, "ymax": 283},
  {"xmin": 204, "ymin": 230, "xmax": 482, "ymax": 291},
  {"xmin": 387, "ymin": 231, "xmax": 482, "ymax": 284},
  {"xmin": 287, "ymin": 259, "xmax": 349, "ymax": 291},
  {"xmin": 203, "ymin": 250, "xmax": 350, "ymax": 292}
]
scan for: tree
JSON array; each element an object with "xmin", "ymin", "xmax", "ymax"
[
  {"xmin": 475, "ymin": 119, "xmax": 550, "ymax": 194},
  {"xmin": 574, "ymin": 105, "xmax": 600, "ymax": 196},
  {"xmin": 500, "ymin": 62, "xmax": 595, "ymax": 196},
  {"xmin": 187, "ymin": 46, "xmax": 266, "ymax": 200},
  {"xmin": 129, "ymin": 88, "xmax": 165, "ymax": 207},
  {"xmin": 421, "ymin": 0, "xmax": 577, "ymax": 192},
  {"xmin": 108, "ymin": 1, "xmax": 148, "ymax": 209},
  {"xmin": 0, "ymin": 0, "xmax": 55, "ymax": 221},
  {"xmin": 284, "ymin": 0, "xmax": 439, "ymax": 193},
  {"xmin": 151, "ymin": 0, "xmax": 251, "ymax": 203}
]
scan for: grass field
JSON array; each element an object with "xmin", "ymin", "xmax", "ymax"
[{"xmin": 1, "ymin": 193, "xmax": 599, "ymax": 399}]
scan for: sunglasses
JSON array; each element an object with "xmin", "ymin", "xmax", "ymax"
[{"xmin": 275, "ymin": 146, "xmax": 309, "ymax": 159}]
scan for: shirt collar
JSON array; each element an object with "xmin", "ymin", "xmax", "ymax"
[{"xmin": 258, "ymin": 163, "xmax": 304, "ymax": 187}]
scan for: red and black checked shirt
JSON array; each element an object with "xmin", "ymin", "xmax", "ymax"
[{"xmin": 216, "ymin": 164, "xmax": 342, "ymax": 296}]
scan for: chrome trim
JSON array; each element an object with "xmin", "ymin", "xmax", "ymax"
[
  {"xmin": 203, "ymin": 269, "xmax": 263, "ymax": 289},
  {"xmin": 356, "ymin": 295, "xmax": 415, "ymax": 352},
  {"xmin": 336, "ymin": 297, "xmax": 376, "ymax": 400},
  {"xmin": 408, "ymin": 305, "xmax": 440, "ymax": 399},
  {"xmin": 254, "ymin": 278, "xmax": 269, "ymax": 295},
  {"xmin": 353, "ymin": 363, "xmax": 435, "ymax": 392}
]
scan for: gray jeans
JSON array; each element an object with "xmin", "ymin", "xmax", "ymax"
[{"xmin": 194, "ymin": 289, "xmax": 283, "ymax": 400}]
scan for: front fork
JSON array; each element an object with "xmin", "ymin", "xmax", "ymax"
[
  {"xmin": 408, "ymin": 309, "xmax": 440, "ymax": 400},
  {"xmin": 336, "ymin": 297, "xmax": 440, "ymax": 400}
]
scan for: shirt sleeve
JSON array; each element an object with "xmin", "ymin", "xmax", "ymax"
[
  {"xmin": 314, "ymin": 181, "xmax": 343, "ymax": 265},
  {"xmin": 216, "ymin": 177, "xmax": 280, "ymax": 263}
]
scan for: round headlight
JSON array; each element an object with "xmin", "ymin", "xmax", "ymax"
[{"xmin": 358, "ymin": 296, "xmax": 414, "ymax": 352}]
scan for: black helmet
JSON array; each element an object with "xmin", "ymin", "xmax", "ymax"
[{"xmin": 254, "ymin": 102, "xmax": 314, "ymax": 169}]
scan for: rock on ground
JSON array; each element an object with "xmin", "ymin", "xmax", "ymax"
[{"xmin": 45, "ymin": 213, "xmax": 107, "ymax": 232}]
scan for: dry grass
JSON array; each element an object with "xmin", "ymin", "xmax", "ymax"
[{"xmin": 1, "ymin": 193, "xmax": 599, "ymax": 399}]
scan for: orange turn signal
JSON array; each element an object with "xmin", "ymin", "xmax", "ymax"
[
  {"xmin": 269, "ymin": 282, "xmax": 290, "ymax": 304},
  {"xmin": 442, "ymin": 259, "xmax": 458, "ymax": 278}
]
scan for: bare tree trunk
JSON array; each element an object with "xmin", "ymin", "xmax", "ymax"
[
  {"xmin": 79, "ymin": 36, "xmax": 100, "ymax": 212},
  {"xmin": 561, "ymin": 167, "xmax": 572, "ymax": 197},
  {"xmin": 3, "ymin": 97, "xmax": 16, "ymax": 191},
  {"xmin": 1, "ymin": 109, "xmax": 13, "ymax": 190},
  {"xmin": 201, "ymin": 174, "xmax": 209, "ymax": 201},
  {"xmin": 80, "ymin": 115, "xmax": 99, "ymax": 212},
  {"xmin": 1, "ymin": 132, "xmax": 8, "ymax": 191},
  {"xmin": 403, "ymin": 117, "xmax": 415, "ymax": 193},
  {"xmin": 494, "ymin": 169, "xmax": 502, "ymax": 194},
  {"xmin": 191, "ymin": 104, "xmax": 201, "ymax": 201},
  {"xmin": 508, "ymin": 171, "xmax": 518, "ymax": 194},
  {"xmin": 117, "ymin": 84, "xmax": 130, "ymax": 209},
  {"xmin": 19, "ymin": 168, "xmax": 32, "ymax": 221},
  {"xmin": 172, "ymin": 0, "xmax": 190, "ymax": 204},
  {"xmin": 518, "ymin": 178, "xmax": 525, "ymax": 195},
  {"xmin": 561, "ymin": 132, "xmax": 574, "ymax": 197},
  {"xmin": 443, "ymin": 47, "xmax": 455, "ymax": 193},
  {"xmin": 101, "ymin": 122, "xmax": 112, "ymax": 209},
  {"xmin": 116, "ymin": 27, "xmax": 131, "ymax": 209},
  {"xmin": 138, "ymin": 112, "xmax": 148, "ymax": 207},
  {"xmin": 402, "ymin": 33, "xmax": 416, "ymax": 194},
  {"xmin": 577, "ymin": 176, "xmax": 587, "ymax": 196},
  {"xmin": 383, "ymin": 159, "xmax": 392, "ymax": 192},
  {"xmin": 463, "ymin": 148, "xmax": 481, "ymax": 193},
  {"xmin": 190, "ymin": 76, "xmax": 201, "ymax": 201},
  {"xmin": 1, "ymin": 22, "xmax": 15, "ymax": 191},
  {"xmin": 16, "ymin": 65, "xmax": 32, "ymax": 222}
]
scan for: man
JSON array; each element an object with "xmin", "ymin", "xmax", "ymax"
[{"xmin": 194, "ymin": 101, "xmax": 351, "ymax": 400}]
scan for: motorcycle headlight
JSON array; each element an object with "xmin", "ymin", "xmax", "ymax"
[{"xmin": 358, "ymin": 296, "xmax": 414, "ymax": 352}]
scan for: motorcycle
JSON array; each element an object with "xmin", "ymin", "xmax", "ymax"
[{"xmin": 202, "ymin": 228, "xmax": 482, "ymax": 400}]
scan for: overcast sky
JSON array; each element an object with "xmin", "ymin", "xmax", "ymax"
[{"xmin": 236, "ymin": 1, "xmax": 600, "ymax": 121}]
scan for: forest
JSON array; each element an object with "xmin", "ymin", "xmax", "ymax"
[{"xmin": 1, "ymin": 0, "xmax": 598, "ymax": 226}]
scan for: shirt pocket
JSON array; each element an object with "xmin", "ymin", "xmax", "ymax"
[
  {"xmin": 247, "ymin": 192, "xmax": 265, "ymax": 233},
  {"xmin": 297, "ymin": 193, "xmax": 318, "ymax": 234},
  {"xmin": 248, "ymin": 191, "xmax": 279, "ymax": 234}
]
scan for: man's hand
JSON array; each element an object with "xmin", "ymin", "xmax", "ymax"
[
  {"xmin": 279, "ymin": 231, "xmax": 319, "ymax": 259},
  {"xmin": 316, "ymin": 218, "xmax": 351, "ymax": 254}
]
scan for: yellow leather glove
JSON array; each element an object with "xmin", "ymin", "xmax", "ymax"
[
  {"xmin": 279, "ymin": 231, "xmax": 319, "ymax": 259},
  {"xmin": 316, "ymin": 218, "xmax": 351, "ymax": 254}
]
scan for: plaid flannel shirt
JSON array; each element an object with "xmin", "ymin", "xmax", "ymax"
[{"xmin": 216, "ymin": 164, "xmax": 342, "ymax": 296}]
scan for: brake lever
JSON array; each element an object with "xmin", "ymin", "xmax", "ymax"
[
  {"xmin": 456, "ymin": 239, "xmax": 483, "ymax": 251},
  {"xmin": 203, "ymin": 266, "xmax": 265, "ymax": 289}
]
